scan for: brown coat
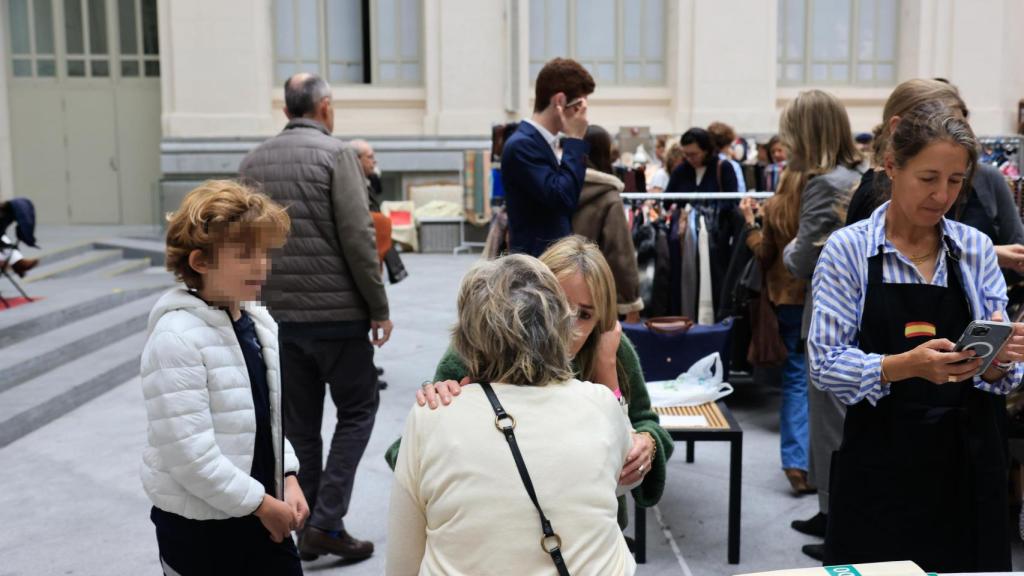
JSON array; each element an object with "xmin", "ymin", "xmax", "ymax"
[
  {"xmin": 573, "ymin": 169, "xmax": 643, "ymax": 315},
  {"xmin": 745, "ymin": 199, "xmax": 806, "ymax": 307}
]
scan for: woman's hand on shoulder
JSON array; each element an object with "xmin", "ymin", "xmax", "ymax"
[{"xmin": 416, "ymin": 377, "xmax": 472, "ymax": 409}]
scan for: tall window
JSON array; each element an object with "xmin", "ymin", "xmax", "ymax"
[
  {"xmin": 8, "ymin": 0, "xmax": 57, "ymax": 77},
  {"xmin": 274, "ymin": 0, "xmax": 422, "ymax": 85},
  {"xmin": 117, "ymin": 0, "xmax": 159, "ymax": 77},
  {"xmin": 777, "ymin": 0, "xmax": 898, "ymax": 86},
  {"xmin": 529, "ymin": 0, "xmax": 666, "ymax": 86},
  {"xmin": 7, "ymin": 0, "xmax": 158, "ymax": 80}
]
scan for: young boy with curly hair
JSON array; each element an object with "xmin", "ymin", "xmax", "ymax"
[{"xmin": 140, "ymin": 180, "xmax": 307, "ymax": 575}]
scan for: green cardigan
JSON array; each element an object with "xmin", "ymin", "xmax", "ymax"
[{"xmin": 384, "ymin": 336, "xmax": 674, "ymax": 508}]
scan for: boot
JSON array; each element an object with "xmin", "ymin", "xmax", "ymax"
[
  {"xmin": 802, "ymin": 543, "xmax": 825, "ymax": 561},
  {"xmin": 10, "ymin": 258, "xmax": 38, "ymax": 278},
  {"xmin": 791, "ymin": 512, "xmax": 827, "ymax": 537}
]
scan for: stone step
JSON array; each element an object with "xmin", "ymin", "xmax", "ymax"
[
  {"xmin": 80, "ymin": 257, "xmax": 152, "ymax": 279},
  {"xmin": 24, "ymin": 249, "xmax": 124, "ymax": 283},
  {"xmin": 0, "ymin": 284, "xmax": 167, "ymax": 350},
  {"xmin": 0, "ymin": 292, "xmax": 161, "ymax": 394},
  {"xmin": 35, "ymin": 241, "xmax": 95, "ymax": 266},
  {"xmin": 0, "ymin": 330, "xmax": 147, "ymax": 448}
]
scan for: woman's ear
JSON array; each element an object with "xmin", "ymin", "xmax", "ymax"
[
  {"xmin": 883, "ymin": 154, "xmax": 896, "ymax": 182},
  {"xmin": 188, "ymin": 248, "xmax": 209, "ymax": 276},
  {"xmin": 887, "ymin": 115, "xmax": 901, "ymax": 135}
]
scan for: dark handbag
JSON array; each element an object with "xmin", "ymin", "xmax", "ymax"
[
  {"xmin": 480, "ymin": 383, "xmax": 571, "ymax": 576},
  {"xmin": 746, "ymin": 266, "xmax": 788, "ymax": 368},
  {"xmin": 623, "ymin": 317, "xmax": 734, "ymax": 382}
]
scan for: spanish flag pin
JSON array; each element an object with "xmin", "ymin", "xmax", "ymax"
[{"xmin": 905, "ymin": 322, "xmax": 937, "ymax": 339}]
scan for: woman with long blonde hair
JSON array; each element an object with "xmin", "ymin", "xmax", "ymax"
[
  {"xmin": 739, "ymin": 90, "xmax": 862, "ymax": 499},
  {"xmin": 740, "ymin": 89, "xmax": 862, "ymax": 560}
]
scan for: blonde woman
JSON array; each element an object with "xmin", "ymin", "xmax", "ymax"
[
  {"xmin": 386, "ymin": 236, "xmax": 673, "ymax": 523},
  {"xmin": 766, "ymin": 89, "xmax": 863, "ymax": 560},
  {"xmin": 386, "ymin": 255, "xmax": 636, "ymax": 575}
]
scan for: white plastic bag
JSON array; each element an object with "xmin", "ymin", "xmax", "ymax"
[{"xmin": 646, "ymin": 352, "xmax": 733, "ymax": 407}]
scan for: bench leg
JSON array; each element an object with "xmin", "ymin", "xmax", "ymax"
[
  {"xmin": 728, "ymin": 435, "xmax": 742, "ymax": 564},
  {"xmin": 634, "ymin": 500, "xmax": 646, "ymax": 564},
  {"xmin": 686, "ymin": 440, "xmax": 695, "ymax": 463}
]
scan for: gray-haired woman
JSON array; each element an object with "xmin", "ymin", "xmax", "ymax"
[{"xmin": 386, "ymin": 255, "xmax": 636, "ymax": 575}]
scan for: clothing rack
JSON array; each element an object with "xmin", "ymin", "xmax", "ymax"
[{"xmin": 621, "ymin": 192, "xmax": 774, "ymax": 200}]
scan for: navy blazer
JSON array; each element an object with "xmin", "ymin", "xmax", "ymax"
[{"xmin": 501, "ymin": 122, "xmax": 589, "ymax": 257}]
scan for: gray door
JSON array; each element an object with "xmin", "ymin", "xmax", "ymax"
[{"xmin": 5, "ymin": 0, "xmax": 160, "ymax": 224}]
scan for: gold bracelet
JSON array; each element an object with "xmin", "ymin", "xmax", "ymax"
[
  {"xmin": 879, "ymin": 355, "xmax": 890, "ymax": 384},
  {"xmin": 640, "ymin": 431, "xmax": 657, "ymax": 458}
]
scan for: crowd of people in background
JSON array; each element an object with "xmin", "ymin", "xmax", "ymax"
[{"xmin": 136, "ymin": 56, "xmax": 1024, "ymax": 575}]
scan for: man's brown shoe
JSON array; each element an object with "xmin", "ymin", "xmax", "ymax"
[
  {"xmin": 11, "ymin": 258, "xmax": 38, "ymax": 278},
  {"xmin": 299, "ymin": 527, "xmax": 374, "ymax": 560}
]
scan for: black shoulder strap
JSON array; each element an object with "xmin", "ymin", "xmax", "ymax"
[{"xmin": 479, "ymin": 383, "xmax": 571, "ymax": 576}]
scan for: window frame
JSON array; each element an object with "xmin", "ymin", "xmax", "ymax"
[
  {"xmin": 777, "ymin": 0, "xmax": 900, "ymax": 87},
  {"xmin": 528, "ymin": 0, "xmax": 668, "ymax": 87},
  {"xmin": 7, "ymin": 0, "xmax": 59, "ymax": 79},
  {"xmin": 5, "ymin": 0, "xmax": 159, "ymax": 83},
  {"xmin": 116, "ymin": 0, "xmax": 160, "ymax": 79},
  {"xmin": 272, "ymin": 0, "xmax": 424, "ymax": 86}
]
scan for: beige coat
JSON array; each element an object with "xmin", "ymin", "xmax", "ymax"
[{"xmin": 573, "ymin": 169, "xmax": 643, "ymax": 315}]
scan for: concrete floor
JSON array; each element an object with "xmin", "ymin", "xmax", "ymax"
[{"xmin": 2, "ymin": 240, "xmax": 1023, "ymax": 575}]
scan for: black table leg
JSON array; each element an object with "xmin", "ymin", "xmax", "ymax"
[
  {"xmin": 634, "ymin": 500, "xmax": 646, "ymax": 564},
  {"xmin": 728, "ymin": 434, "xmax": 742, "ymax": 564},
  {"xmin": 686, "ymin": 440, "xmax": 695, "ymax": 463}
]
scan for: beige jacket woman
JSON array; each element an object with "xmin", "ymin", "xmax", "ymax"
[{"xmin": 573, "ymin": 169, "xmax": 643, "ymax": 315}]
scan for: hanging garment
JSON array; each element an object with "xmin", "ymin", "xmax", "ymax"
[
  {"xmin": 697, "ymin": 215, "xmax": 714, "ymax": 325},
  {"xmin": 649, "ymin": 222, "xmax": 672, "ymax": 317},
  {"xmin": 680, "ymin": 207, "xmax": 698, "ymax": 319},
  {"xmin": 824, "ymin": 248, "xmax": 1010, "ymax": 572}
]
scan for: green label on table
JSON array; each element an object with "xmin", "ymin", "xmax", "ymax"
[{"xmin": 824, "ymin": 566, "xmax": 861, "ymax": 576}]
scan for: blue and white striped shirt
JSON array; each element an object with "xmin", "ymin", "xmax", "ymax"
[{"xmin": 808, "ymin": 201, "xmax": 1023, "ymax": 406}]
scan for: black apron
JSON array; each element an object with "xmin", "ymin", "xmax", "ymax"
[{"xmin": 824, "ymin": 240, "xmax": 1010, "ymax": 572}]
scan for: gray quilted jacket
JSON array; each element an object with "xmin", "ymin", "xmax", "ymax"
[{"xmin": 239, "ymin": 118, "xmax": 389, "ymax": 323}]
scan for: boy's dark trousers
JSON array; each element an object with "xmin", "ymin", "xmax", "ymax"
[
  {"xmin": 152, "ymin": 507, "xmax": 302, "ymax": 576},
  {"xmin": 279, "ymin": 323, "xmax": 379, "ymax": 532}
]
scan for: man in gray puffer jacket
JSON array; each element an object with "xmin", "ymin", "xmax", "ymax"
[{"xmin": 239, "ymin": 73, "xmax": 390, "ymax": 561}]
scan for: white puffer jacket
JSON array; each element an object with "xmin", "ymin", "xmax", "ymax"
[{"xmin": 139, "ymin": 288, "xmax": 299, "ymax": 520}]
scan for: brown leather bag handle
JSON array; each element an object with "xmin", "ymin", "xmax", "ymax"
[{"xmin": 644, "ymin": 316, "xmax": 694, "ymax": 334}]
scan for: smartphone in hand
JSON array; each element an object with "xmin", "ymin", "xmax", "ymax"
[{"xmin": 952, "ymin": 320, "xmax": 1014, "ymax": 374}]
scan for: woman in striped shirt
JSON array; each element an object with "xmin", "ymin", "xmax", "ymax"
[{"xmin": 808, "ymin": 100, "xmax": 1024, "ymax": 571}]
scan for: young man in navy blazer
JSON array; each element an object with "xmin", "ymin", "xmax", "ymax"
[{"xmin": 502, "ymin": 58, "xmax": 595, "ymax": 257}]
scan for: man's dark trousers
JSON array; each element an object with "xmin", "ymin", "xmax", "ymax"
[{"xmin": 279, "ymin": 322, "xmax": 378, "ymax": 532}]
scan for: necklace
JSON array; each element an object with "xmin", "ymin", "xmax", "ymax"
[{"xmin": 907, "ymin": 249, "xmax": 937, "ymax": 264}]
